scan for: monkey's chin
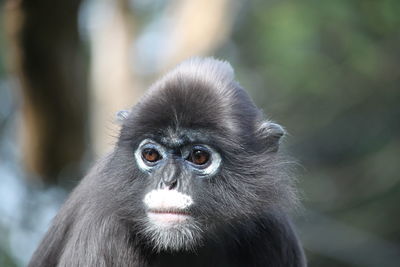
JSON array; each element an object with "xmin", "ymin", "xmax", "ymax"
[{"xmin": 142, "ymin": 213, "xmax": 202, "ymax": 252}]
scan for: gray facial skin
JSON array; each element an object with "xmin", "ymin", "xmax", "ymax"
[{"xmin": 28, "ymin": 57, "xmax": 306, "ymax": 267}]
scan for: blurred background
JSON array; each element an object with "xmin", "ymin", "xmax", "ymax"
[{"xmin": 0, "ymin": 0, "xmax": 399, "ymax": 266}]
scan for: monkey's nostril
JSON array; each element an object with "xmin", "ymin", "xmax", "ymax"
[
  {"xmin": 168, "ymin": 180, "xmax": 178, "ymax": 190},
  {"xmin": 158, "ymin": 179, "xmax": 178, "ymax": 190}
]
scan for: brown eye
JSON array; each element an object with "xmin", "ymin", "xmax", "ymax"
[
  {"xmin": 189, "ymin": 149, "xmax": 210, "ymax": 165},
  {"xmin": 142, "ymin": 148, "xmax": 161, "ymax": 162}
]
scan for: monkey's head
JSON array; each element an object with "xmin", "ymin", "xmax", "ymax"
[{"xmin": 105, "ymin": 58, "xmax": 296, "ymax": 252}]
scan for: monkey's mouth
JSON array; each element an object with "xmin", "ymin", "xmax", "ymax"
[{"xmin": 147, "ymin": 209, "xmax": 191, "ymax": 225}]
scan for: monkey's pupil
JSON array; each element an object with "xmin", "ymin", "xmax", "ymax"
[
  {"xmin": 142, "ymin": 148, "xmax": 160, "ymax": 162},
  {"xmin": 191, "ymin": 150, "xmax": 209, "ymax": 165}
]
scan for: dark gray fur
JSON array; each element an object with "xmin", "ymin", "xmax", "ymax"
[{"xmin": 29, "ymin": 57, "xmax": 306, "ymax": 267}]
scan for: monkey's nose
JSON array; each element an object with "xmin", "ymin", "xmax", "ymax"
[{"xmin": 159, "ymin": 178, "xmax": 178, "ymax": 190}]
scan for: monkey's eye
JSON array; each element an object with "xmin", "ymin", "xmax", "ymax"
[
  {"xmin": 188, "ymin": 148, "xmax": 210, "ymax": 165},
  {"xmin": 142, "ymin": 148, "xmax": 161, "ymax": 163}
]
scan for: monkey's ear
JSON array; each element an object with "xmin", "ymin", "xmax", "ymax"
[
  {"xmin": 256, "ymin": 121, "xmax": 286, "ymax": 152},
  {"xmin": 115, "ymin": 110, "xmax": 130, "ymax": 125}
]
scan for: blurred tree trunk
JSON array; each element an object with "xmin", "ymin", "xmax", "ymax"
[
  {"xmin": 160, "ymin": 0, "xmax": 236, "ymax": 70},
  {"xmin": 5, "ymin": 0, "xmax": 88, "ymax": 184},
  {"xmin": 89, "ymin": 0, "xmax": 139, "ymax": 156}
]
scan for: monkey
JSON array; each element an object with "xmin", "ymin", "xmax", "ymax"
[{"xmin": 29, "ymin": 57, "xmax": 306, "ymax": 267}]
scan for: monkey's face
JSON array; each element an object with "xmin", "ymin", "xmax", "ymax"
[
  {"xmin": 115, "ymin": 124, "xmax": 279, "ymax": 252},
  {"xmin": 130, "ymin": 133, "xmax": 223, "ymax": 251}
]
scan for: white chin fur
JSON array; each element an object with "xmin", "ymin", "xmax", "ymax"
[
  {"xmin": 140, "ymin": 219, "xmax": 202, "ymax": 252},
  {"xmin": 142, "ymin": 189, "xmax": 201, "ymax": 251}
]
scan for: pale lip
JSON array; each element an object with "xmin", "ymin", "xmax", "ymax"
[{"xmin": 147, "ymin": 209, "xmax": 190, "ymax": 225}]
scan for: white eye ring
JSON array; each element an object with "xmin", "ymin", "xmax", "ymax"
[
  {"xmin": 189, "ymin": 145, "xmax": 221, "ymax": 177},
  {"xmin": 135, "ymin": 139, "xmax": 167, "ymax": 172}
]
